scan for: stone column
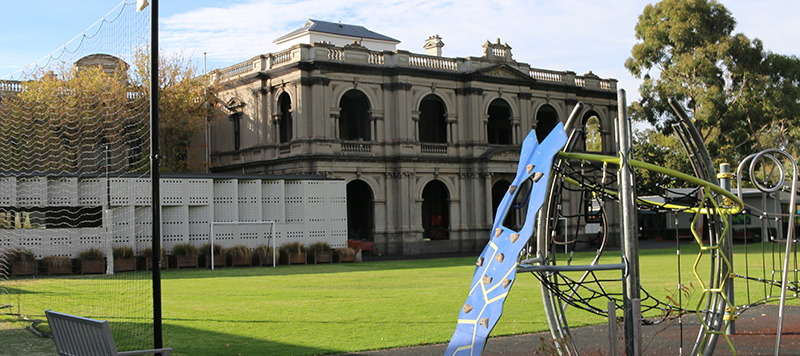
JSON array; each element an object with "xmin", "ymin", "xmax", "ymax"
[
  {"xmin": 411, "ymin": 111, "xmax": 421, "ymax": 141},
  {"xmin": 330, "ymin": 107, "xmax": 341, "ymax": 139},
  {"xmin": 369, "ymin": 110, "xmax": 383, "ymax": 142},
  {"xmin": 511, "ymin": 117, "xmax": 521, "ymax": 145},
  {"xmin": 483, "ymin": 172, "xmax": 493, "ymax": 227},
  {"xmin": 445, "ymin": 114, "xmax": 457, "ymax": 143}
]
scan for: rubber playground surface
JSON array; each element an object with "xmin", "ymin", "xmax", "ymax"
[{"xmin": 338, "ymin": 304, "xmax": 800, "ymax": 356}]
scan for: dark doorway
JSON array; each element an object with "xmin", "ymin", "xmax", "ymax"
[
  {"xmin": 339, "ymin": 90, "xmax": 371, "ymax": 141},
  {"xmin": 487, "ymin": 99, "xmax": 512, "ymax": 144},
  {"xmin": 422, "ymin": 180, "xmax": 450, "ymax": 240},
  {"xmin": 492, "ymin": 180, "xmax": 512, "ymax": 224},
  {"xmin": 419, "ymin": 95, "xmax": 447, "ymax": 143},
  {"xmin": 347, "ymin": 180, "xmax": 374, "ymax": 242}
]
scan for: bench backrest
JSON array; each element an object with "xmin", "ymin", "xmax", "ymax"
[{"xmin": 45, "ymin": 309, "xmax": 119, "ymax": 356}]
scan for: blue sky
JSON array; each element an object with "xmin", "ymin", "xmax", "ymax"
[{"xmin": 2, "ymin": 0, "xmax": 799, "ymax": 104}]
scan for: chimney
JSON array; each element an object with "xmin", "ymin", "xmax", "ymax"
[{"xmin": 424, "ymin": 35, "xmax": 445, "ymax": 57}]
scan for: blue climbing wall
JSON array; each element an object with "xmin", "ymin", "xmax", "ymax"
[{"xmin": 443, "ymin": 123, "xmax": 567, "ymax": 356}]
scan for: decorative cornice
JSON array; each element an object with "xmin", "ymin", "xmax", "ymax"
[
  {"xmin": 381, "ymin": 82, "xmax": 413, "ymax": 92},
  {"xmin": 455, "ymin": 87, "xmax": 484, "ymax": 96},
  {"xmin": 300, "ymin": 76, "xmax": 331, "ymax": 86}
]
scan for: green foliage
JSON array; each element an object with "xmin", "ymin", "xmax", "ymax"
[
  {"xmin": 224, "ymin": 245, "xmax": 251, "ymax": 258},
  {"xmin": 170, "ymin": 243, "xmax": 198, "ymax": 257},
  {"xmin": 279, "ymin": 241, "xmax": 305, "ymax": 254},
  {"xmin": 132, "ymin": 49, "xmax": 220, "ymax": 173},
  {"xmin": 42, "ymin": 255, "xmax": 71, "ymax": 268},
  {"xmin": 253, "ymin": 244, "xmax": 279, "ymax": 262},
  {"xmin": 307, "ymin": 241, "xmax": 332, "ymax": 253},
  {"xmin": 626, "ymin": 0, "xmax": 800, "ymax": 162},
  {"xmin": 112, "ymin": 246, "xmax": 135, "ymax": 259},
  {"xmin": 0, "ymin": 50, "xmax": 219, "ymax": 174},
  {"xmin": 0, "ymin": 65, "xmax": 137, "ymax": 172},
  {"xmin": 139, "ymin": 247, "xmax": 166, "ymax": 258},
  {"xmin": 78, "ymin": 248, "xmax": 105, "ymax": 261},
  {"xmin": 2, "ymin": 248, "xmax": 36, "ymax": 262},
  {"xmin": 633, "ymin": 128, "xmax": 696, "ymax": 196},
  {"xmin": 198, "ymin": 243, "xmax": 223, "ymax": 255}
]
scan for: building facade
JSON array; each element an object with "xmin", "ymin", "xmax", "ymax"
[{"xmin": 208, "ymin": 20, "xmax": 619, "ymax": 255}]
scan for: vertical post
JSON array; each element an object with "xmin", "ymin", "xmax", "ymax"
[
  {"xmin": 608, "ymin": 300, "xmax": 617, "ymax": 356},
  {"xmin": 148, "ymin": 0, "xmax": 164, "ymax": 351},
  {"xmin": 617, "ymin": 89, "xmax": 641, "ymax": 355},
  {"xmin": 719, "ymin": 163, "xmax": 735, "ymax": 335},
  {"xmin": 105, "ymin": 145, "xmax": 114, "ymax": 275}
]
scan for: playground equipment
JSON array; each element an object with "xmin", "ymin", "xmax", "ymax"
[{"xmin": 445, "ymin": 89, "xmax": 799, "ymax": 355}]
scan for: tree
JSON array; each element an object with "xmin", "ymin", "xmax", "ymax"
[
  {"xmin": 633, "ymin": 129, "xmax": 695, "ymax": 196},
  {"xmin": 0, "ymin": 64, "xmax": 137, "ymax": 173},
  {"xmin": 0, "ymin": 50, "xmax": 216, "ymax": 174},
  {"xmin": 132, "ymin": 49, "xmax": 217, "ymax": 173},
  {"xmin": 625, "ymin": 0, "xmax": 800, "ymax": 163}
]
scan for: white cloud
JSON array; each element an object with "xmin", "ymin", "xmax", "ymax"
[{"xmin": 160, "ymin": 0, "xmax": 800, "ymax": 105}]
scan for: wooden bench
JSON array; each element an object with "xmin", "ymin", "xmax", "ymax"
[
  {"xmin": 45, "ymin": 309, "xmax": 173, "ymax": 356},
  {"xmin": 348, "ymin": 240, "xmax": 377, "ymax": 255}
]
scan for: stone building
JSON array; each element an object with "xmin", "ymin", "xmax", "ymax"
[{"xmin": 208, "ymin": 19, "xmax": 619, "ymax": 255}]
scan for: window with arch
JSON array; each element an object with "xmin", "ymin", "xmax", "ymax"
[
  {"xmin": 419, "ymin": 94, "xmax": 447, "ymax": 143},
  {"xmin": 277, "ymin": 92, "xmax": 292, "ymax": 144},
  {"xmin": 231, "ymin": 112, "xmax": 242, "ymax": 150},
  {"xmin": 339, "ymin": 90, "xmax": 371, "ymax": 141},
  {"xmin": 585, "ymin": 115, "xmax": 602, "ymax": 152},
  {"xmin": 535, "ymin": 104, "xmax": 558, "ymax": 143},
  {"xmin": 487, "ymin": 99, "xmax": 512, "ymax": 144}
]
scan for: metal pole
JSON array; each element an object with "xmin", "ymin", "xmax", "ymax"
[
  {"xmin": 772, "ymin": 152, "xmax": 798, "ymax": 356},
  {"xmin": 719, "ymin": 163, "xmax": 735, "ymax": 335},
  {"xmin": 148, "ymin": 0, "xmax": 163, "ymax": 350},
  {"xmin": 617, "ymin": 89, "xmax": 641, "ymax": 356},
  {"xmin": 608, "ymin": 300, "xmax": 617, "ymax": 356}
]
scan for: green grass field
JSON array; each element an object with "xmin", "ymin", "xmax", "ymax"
[{"xmin": 2, "ymin": 242, "xmax": 798, "ymax": 356}]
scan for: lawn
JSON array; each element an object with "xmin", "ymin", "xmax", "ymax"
[{"xmin": 2, "ymin": 242, "xmax": 798, "ymax": 356}]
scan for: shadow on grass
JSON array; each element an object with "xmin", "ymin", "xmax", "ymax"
[
  {"xmin": 0, "ymin": 326, "xmax": 57, "ymax": 356},
  {"xmin": 158, "ymin": 321, "xmax": 341, "ymax": 356},
  {"xmin": 3, "ymin": 317, "xmax": 340, "ymax": 356}
]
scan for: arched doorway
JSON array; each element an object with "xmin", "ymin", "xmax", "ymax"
[
  {"xmin": 535, "ymin": 104, "xmax": 559, "ymax": 143},
  {"xmin": 422, "ymin": 180, "xmax": 449, "ymax": 240},
  {"xmin": 487, "ymin": 99, "xmax": 512, "ymax": 144},
  {"xmin": 339, "ymin": 90, "xmax": 371, "ymax": 141},
  {"xmin": 277, "ymin": 92, "xmax": 292, "ymax": 143},
  {"xmin": 419, "ymin": 94, "xmax": 447, "ymax": 143},
  {"xmin": 583, "ymin": 111, "xmax": 602, "ymax": 152},
  {"xmin": 347, "ymin": 180, "xmax": 374, "ymax": 242},
  {"xmin": 491, "ymin": 179, "xmax": 513, "ymax": 224}
]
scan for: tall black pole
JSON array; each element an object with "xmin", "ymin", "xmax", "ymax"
[{"xmin": 149, "ymin": 0, "xmax": 163, "ymax": 350}]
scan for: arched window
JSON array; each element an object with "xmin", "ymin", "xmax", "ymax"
[
  {"xmin": 487, "ymin": 99, "xmax": 512, "ymax": 144},
  {"xmin": 277, "ymin": 93, "xmax": 292, "ymax": 144},
  {"xmin": 535, "ymin": 104, "xmax": 558, "ymax": 143},
  {"xmin": 584, "ymin": 115, "xmax": 602, "ymax": 152},
  {"xmin": 339, "ymin": 90, "xmax": 371, "ymax": 141},
  {"xmin": 419, "ymin": 95, "xmax": 447, "ymax": 143},
  {"xmin": 231, "ymin": 112, "xmax": 242, "ymax": 150},
  {"xmin": 422, "ymin": 180, "xmax": 450, "ymax": 240}
]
